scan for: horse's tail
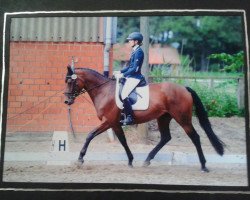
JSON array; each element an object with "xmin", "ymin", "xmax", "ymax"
[{"xmin": 185, "ymin": 87, "xmax": 225, "ymax": 156}]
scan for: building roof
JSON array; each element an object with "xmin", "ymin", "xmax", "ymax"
[
  {"xmin": 10, "ymin": 17, "xmax": 117, "ymax": 43},
  {"xmin": 113, "ymin": 43, "xmax": 181, "ymax": 65}
]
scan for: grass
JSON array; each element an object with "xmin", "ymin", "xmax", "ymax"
[{"xmin": 186, "ymin": 82, "xmax": 243, "ymax": 117}]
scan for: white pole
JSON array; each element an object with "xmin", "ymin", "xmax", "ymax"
[
  {"xmin": 138, "ymin": 16, "xmax": 149, "ymax": 141},
  {"xmin": 103, "ymin": 17, "xmax": 112, "ymax": 77},
  {"xmin": 104, "ymin": 17, "xmax": 115, "ymax": 142}
]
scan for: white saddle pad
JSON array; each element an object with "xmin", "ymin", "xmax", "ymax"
[{"xmin": 115, "ymin": 78, "xmax": 149, "ymax": 110}]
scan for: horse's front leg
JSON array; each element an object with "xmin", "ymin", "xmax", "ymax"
[
  {"xmin": 112, "ymin": 126, "xmax": 134, "ymax": 167},
  {"xmin": 78, "ymin": 122, "xmax": 110, "ymax": 164}
]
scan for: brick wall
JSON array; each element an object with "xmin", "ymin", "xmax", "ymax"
[{"xmin": 7, "ymin": 41, "xmax": 112, "ymax": 133}]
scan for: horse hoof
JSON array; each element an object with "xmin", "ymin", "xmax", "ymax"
[
  {"xmin": 201, "ymin": 167, "xmax": 209, "ymax": 173},
  {"xmin": 128, "ymin": 164, "xmax": 134, "ymax": 168},
  {"xmin": 143, "ymin": 161, "xmax": 150, "ymax": 167},
  {"xmin": 74, "ymin": 160, "xmax": 84, "ymax": 168},
  {"xmin": 77, "ymin": 158, "xmax": 84, "ymax": 165},
  {"xmin": 128, "ymin": 160, "xmax": 134, "ymax": 168}
]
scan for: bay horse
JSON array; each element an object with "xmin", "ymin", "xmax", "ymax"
[{"xmin": 64, "ymin": 66, "xmax": 225, "ymax": 172}]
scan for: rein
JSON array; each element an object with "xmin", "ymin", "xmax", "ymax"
[
  {"xmin": 65, "ymin": 74, "xmax": 112, "ymax": 98},
  {"xmin": 81, "ymin": 79, "xmax": 111, "ymax": 93}
]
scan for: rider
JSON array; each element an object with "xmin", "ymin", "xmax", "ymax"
[{"xmin": 115, "ymin": 32, "xmax": 145, "ymax": 125}]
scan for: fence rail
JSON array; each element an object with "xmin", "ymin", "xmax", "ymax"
[
  {"xmin": 148, "ymin": 75, "xmax": 242, "ymax": 80},
  {"xmin": 148, "ymin": 75, "xmax": 245, "ymax": 109}
]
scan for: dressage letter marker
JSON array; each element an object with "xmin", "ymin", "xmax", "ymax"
[
  {"xmin": 59, "ymin": 140, "xmax": 66, "ymax": 151},
  {"xmin": 47, "ymin": 131, "xmax": 71, "ymax": 165}
]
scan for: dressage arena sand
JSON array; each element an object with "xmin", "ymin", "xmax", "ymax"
[{"xmin": 3, "ymin": 117, "xmax": 248, "ymax": 186}]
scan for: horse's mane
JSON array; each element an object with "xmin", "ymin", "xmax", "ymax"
[{"xmin": 76, "ymin": 68, "xmax": 112, "ymax": 80}]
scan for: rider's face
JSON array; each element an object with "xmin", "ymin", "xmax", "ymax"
[{"xmin": 128, "ymin": 40, "xmax": 138, "ymax": 47}]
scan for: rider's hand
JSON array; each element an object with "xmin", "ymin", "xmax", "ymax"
[
  {"xmin": 114, "ymin": 72, "xmax": 123, "ymax": 79},
  {"xmin": 113, "ymin": 71, "xmax": 121, "ymax": 75}
]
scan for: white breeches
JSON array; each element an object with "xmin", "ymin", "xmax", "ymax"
[{"xmin": 121, "ymin": 78, "xmax": 140, "ymax": 100}]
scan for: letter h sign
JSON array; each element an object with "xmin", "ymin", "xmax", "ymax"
[
  {"xmin": 51, "ymin": 131, "xmax": 69, "ymax": 152},
  {"xmin": 59, "ymin": 140, "xmax": 66, "ymax": 151}
]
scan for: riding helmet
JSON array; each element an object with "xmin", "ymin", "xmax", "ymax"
[{"xmin": 127, "ymin": 32, "xmax": 143, "ymax": 43}]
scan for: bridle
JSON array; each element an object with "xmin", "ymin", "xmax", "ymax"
[{"xmin": 64, "ymin": 73, "xmax": 111, "ymax": 99}]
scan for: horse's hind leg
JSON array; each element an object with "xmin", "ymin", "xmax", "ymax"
[
  {"xmin": 182, "ymin": 124, "xmax": 209, "ymax": 172},
  {"xmin": 144, "ymin": 113, "xmax": 172, "ymax": 167},
  {"xmin": 113, "ymin": 126, "xmax": 134, "ymax": 167}
]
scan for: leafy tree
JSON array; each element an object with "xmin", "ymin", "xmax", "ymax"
[
  {"xmin": 149, "ymin": 16, "xmax": 244, "ymax": 71},
  {"xmin": 117, "ymin": 17, "xmax": 139, "ymax": 43},
  {"xmin": 117, "ymin": 16, "xmax": 244, "ymax": 71},
  {"xmin": 208, "ymin": 51, "xmax": 244, "ymax": 72}
]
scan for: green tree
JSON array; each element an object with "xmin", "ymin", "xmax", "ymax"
[
  {"xmin": 117, "ymin": 17, "xmax": 139, "ymax": 43},
  {"xmin": 117, "ymin": 16, "xmax": 244, "ymax": 71},
  {"xmin": 149, "ymin": 16, "xmax": 244, "ymax": 71},
  {"xmin": 208, "ymin": 51, "xmax": 244, "ymax": 72}
]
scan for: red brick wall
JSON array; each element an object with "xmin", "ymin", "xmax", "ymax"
[{"xmin": 7, "ymin": 41, "xmax": 112, "ymax": 133}]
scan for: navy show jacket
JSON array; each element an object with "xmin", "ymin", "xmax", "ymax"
[{"xmin": 120, "ymin": 46, "xmax": 144, "ymax": 80}]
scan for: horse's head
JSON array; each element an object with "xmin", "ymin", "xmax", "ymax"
[
  {"xmin": 64, "ymin": 65, "xmax": 83, "ymax": 105},
  {"xmin": 64, "ymin": 67, "xmax": 111, "ymax": 105}
]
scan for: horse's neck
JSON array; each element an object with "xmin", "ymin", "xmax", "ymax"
[
  {"xmin": 81, "ymin": 72, "xmax": 115, "ymax": 117},
  {"xmin": 79, "ymin": 70, "xmax": 114, "ymax": 104},
  {"xmin": 77, "ymin": 69, "xmax": 106, "ymax": 89},
  {"xmin": 83, "ymin": 75, "xmax": 106, "ymax": 89}
]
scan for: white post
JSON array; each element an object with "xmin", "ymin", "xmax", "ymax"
[
  {"xmin": 47, "ymin": 131, "xmax": 71, "ymax": 165},
  {"xmin": 107, "ymin": 128, "xmax": 115, "ymax": 142},
  {"xmin": 209, "ymin": 78, "xmax": 214, "ymax": 88},
  {"xmin": 103, "ymin": 17, "xmax": 112, "ymax": 77},
  {"xmin": 138, "ymin": 16, "xmax": 149, "ymax": 141},
  {"xmin": 104, "ymin": 17, "xmax": 116, "ymax": 141},
  {"xmin": 237, "ymin": 78, "xmax": 245, "ymax": 109}
]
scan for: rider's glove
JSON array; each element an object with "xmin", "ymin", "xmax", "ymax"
[{"xmin": 113, "ymin": 71, "xmax": 123, "ymax": 79}]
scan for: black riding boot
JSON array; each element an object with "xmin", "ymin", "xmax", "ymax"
[{"xmin": 120, "ymin": 98, "xmax": 134, "ymax": 125}]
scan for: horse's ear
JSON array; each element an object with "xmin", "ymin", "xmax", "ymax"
[{"xmin": 67, "ymin": 65, "xmax": 73, "ymax": 75}]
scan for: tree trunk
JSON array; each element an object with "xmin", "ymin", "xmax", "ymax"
[{"xmin": 200, "ymin": 46, "xmax": 208, "ymax": 71}]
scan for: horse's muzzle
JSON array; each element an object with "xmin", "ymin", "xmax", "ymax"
[{"xmin": 64, "ymin": 96, "xmax": 75, "ymax": 105}]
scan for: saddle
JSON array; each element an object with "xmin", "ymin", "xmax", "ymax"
[{"xmin": 115, "ymin": 77, "xmax": 149, "ymax": 111}]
